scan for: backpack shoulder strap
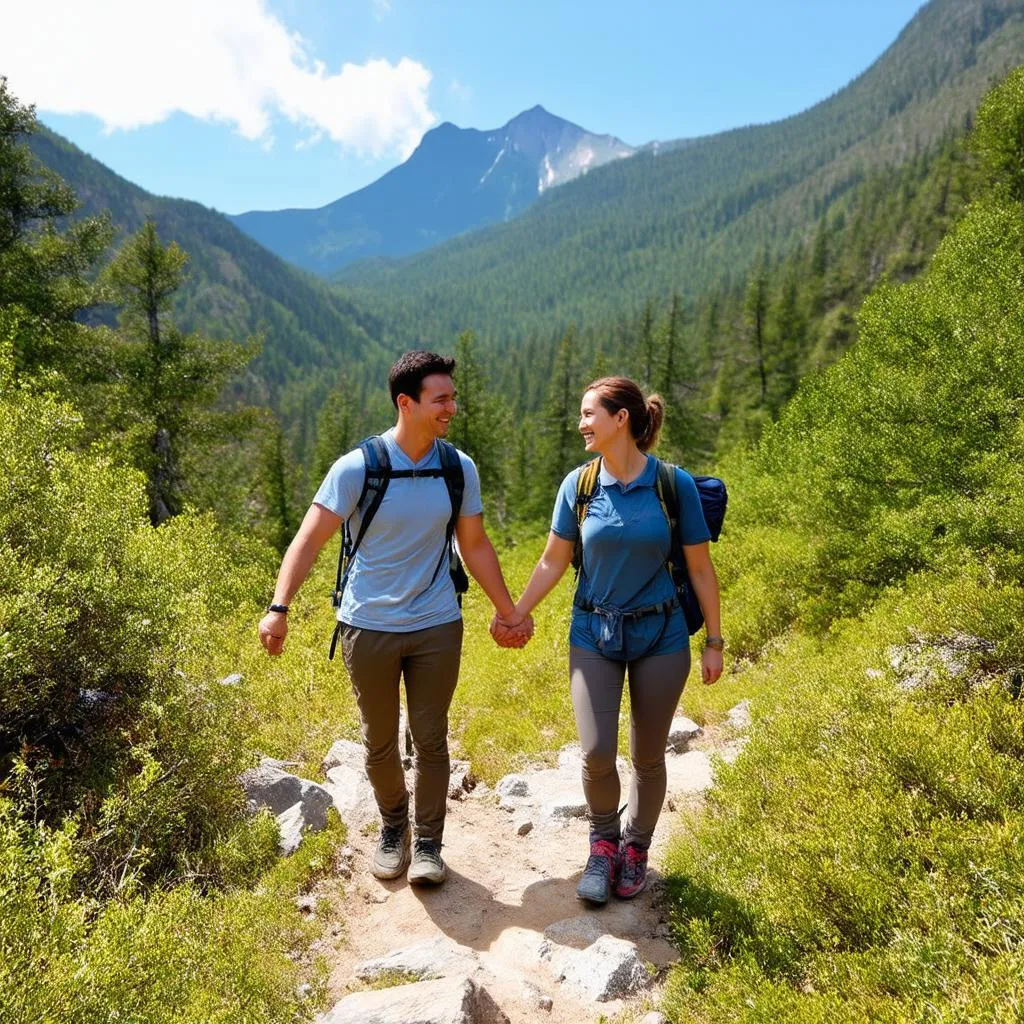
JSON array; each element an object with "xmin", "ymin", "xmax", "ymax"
[
  {"xmin": 349, "ymin": 435, "xmax": 392, "ymax": 551},
  {"xmin": 654, "ymin": 459, "xmax": 680, "ymax": 532},
  {"xmin": 435, "ymin": 440, "xmax": 465, "ymax": 517},
  {"xmin": 571, "ymin": 458, "xmax": 602, "ymax": 574},
  {"xmin": 425, "ymin": 440, "xmax": 465, "ymax": 589},
  {"xmin": 332, "ymin": 436, "xmax": 392, "ymax": 610}
]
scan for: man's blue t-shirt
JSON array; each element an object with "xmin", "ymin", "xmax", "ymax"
[
  {"xmin": 313, "ymin": 429, "xmax": 483, "ymax": 632},
  {"xmin": 551, "ymin": 455, "xmax": 711, "ymax": 660}
]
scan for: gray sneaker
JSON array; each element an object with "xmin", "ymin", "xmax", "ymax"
[
  {"xmin": 575, "ymin": 839, "xmax": 620, "ymax": 905},
  {"xmin": 408, "ymin": 838, "xmax": 447, "ymax": 886},
  {"xmin": 372, "ymin": 823, "xmax": 411, "ymax": 879}
]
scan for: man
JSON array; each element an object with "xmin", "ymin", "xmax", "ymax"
[{"xmin": 258, "ymin": 351, "xmax": 531, "ymax": 885}]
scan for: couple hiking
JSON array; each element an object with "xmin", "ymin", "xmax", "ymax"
[{"xmin": 258, "ymin": 350, "xmax": 723, "ymax": 906}]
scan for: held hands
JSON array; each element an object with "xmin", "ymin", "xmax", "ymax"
[
  {"xmin": 490, "ymin": 607, "xmax": 534, "ymax": 649},
  {"xmin": 258, "ymin": 611, "xmax": 288, "ymax": 657}
]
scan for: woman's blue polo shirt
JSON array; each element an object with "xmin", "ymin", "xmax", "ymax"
[{"xmin": 551, "ymin": 455, "xmax": 711, "ymax": 661}]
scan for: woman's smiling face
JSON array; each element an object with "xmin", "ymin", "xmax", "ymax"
[{"xmin": 579, "ymin": 389, "xmax": 628, "ymax": 453}]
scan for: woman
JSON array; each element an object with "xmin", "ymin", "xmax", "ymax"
[{"xmin": 498, "ymin": 377, "xmax": 723, "ymax": 904}]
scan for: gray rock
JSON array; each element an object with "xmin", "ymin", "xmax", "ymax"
[
  {"xmin": 318, "ymin": 975, "xmax": 509, "ymax": 1024},
  {"xmin": 276, "ymin": 802, "xmax": 308, "ymax": 855},
  {"xmin": 218, "ymin": 672, "xmax": 243, "ymax": 687},
  {"xmin": 240, "ymin": 759, "xmax": 332, "ymax": 854},
  {"xmin": 542, "ymin": 796, "xmax": 588, "ymax": 821},
  {"xmin": 322, "ymin": 739, "xmax": 366, "ymax": 774},
  {"xmin": 558, "ymin": 935, "xmax": 650, "ymax": 1002},
  {"xmin": 449, "ymin": 760, "xmax": 477, "ymax": 800},
  {"xmin": 538, "ymin": 995, "xmax": 553, "ymax": 1012},
  {"xmin": 324, "ymin": 763, "xmax": 376, "ymax": 822},
  {"xmin": 355, "ymin": 937, "xmax": 479, "ymax": 983},
  {"xmin": 514, "ymin": 817, "xmax": 534, "ymax": 837},
  {"xmin": 543, "ymin": 916, "xmax": 608, "ymax": 950},
  {"xmin": 496, "ymin": 775, "xmax": 530, "ymax": 798},
  {"xmin": 726, "ymin": 700, "xmax": 752, "ymax": 731},
  {"xmin": 888, "ymin": 634, "xmax": 996, "ymax": 692},
  {"xmin": 666, "ymin": 715, "xmax": 702, "ymax": 753},
  {"xmin": 260, "ymin": 756, "xmax": 300, "ymax": 770}
]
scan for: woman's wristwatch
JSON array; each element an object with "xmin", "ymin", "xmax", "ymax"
[
  {"xmin": 267, "ymin": 603, "xmax": 289, "ymax": 614},
  {"xmin": 703, "ymin": 635, "xmax": 725, "ymax": 651}
]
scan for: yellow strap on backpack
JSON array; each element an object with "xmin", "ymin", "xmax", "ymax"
[{"xmin": 571, "ymin": 457, "xmax": 603, "ymax": 575}]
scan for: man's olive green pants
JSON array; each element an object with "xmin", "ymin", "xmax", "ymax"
[{"xmin": 341, "ymin": 619, "xmax": 462, "ymax": 844}]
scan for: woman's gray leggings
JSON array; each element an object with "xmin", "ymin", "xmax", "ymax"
[{"xmin": 569, "ymin": 645, "xmax": 691, "ymax": 850}]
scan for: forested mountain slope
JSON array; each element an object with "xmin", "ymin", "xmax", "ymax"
[
  {"xmin": 28, "ymin": 129, "xmax": 388, "ymax": 394},
  {"xmin": 341, "ymin": 0, "xmax": 1024, "ymax": 348}
]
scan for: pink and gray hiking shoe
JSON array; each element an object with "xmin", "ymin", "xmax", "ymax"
[
  {"xmin": 575, "ymin": 839, "xmax": 620, "ymax": 905},
  {"xmin": 615, "ymin": 842, "xmax": 649, "ymax": 899}
]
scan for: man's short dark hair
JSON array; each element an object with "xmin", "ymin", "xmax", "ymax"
[{"xmin": 388, "ymin": 350, "xmax": 457, "ymax": 408}]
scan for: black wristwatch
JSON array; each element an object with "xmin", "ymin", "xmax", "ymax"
[
  {"xmin": 267, "ymin": 603, "xmax": 289, "ymax": 614},
  {"xmin": 704, "ymin": 635, "xmax": 725, "ymax": 651}
]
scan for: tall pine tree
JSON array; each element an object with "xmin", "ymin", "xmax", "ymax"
[{"xmin": 104, "ymin": 221, "xmax": 257, "ymax": 524}]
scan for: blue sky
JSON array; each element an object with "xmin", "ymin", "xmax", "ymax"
[{"xmin": 5, "ymin": 0, "xmax": 925, "ymax": 215}]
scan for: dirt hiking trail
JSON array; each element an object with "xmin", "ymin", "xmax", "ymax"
[{"xmin": 310, "ymin": 719, "xmax": 746, "ymax": 1023}]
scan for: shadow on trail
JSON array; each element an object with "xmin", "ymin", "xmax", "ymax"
[{"xmin": 408, "ymin": 866, "xmax": 667, "ymax": 954}]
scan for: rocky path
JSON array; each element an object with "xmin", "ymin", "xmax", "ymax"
[{"xmin": 289, "ymin": 709, "xmax": 748, "ymax": 1024}]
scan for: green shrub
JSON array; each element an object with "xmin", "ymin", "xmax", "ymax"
[
  {"xmin": 714, "ymin": 186, "xmax": 1024, "ymax": 650},
  {"xmin": 661, "ymin": 573, "xmax": 1024, "ymax": 1022},
  {"xmin": 0, "ymin": 321, "xmax": 283, "ymax": 895},
  {"xmin": 0, "ymin": 800, "xmax": 341, "ymax": 1024}
]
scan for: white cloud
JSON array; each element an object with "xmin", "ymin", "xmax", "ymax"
[
  {"xmin": 373, "ymin": 0, "xmax": 393, "ymax": 21},
  {"xmin": 1, "ymin": 0, "xmax": 435, "ymax": 158}
]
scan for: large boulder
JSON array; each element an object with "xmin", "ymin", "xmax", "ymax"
[
  {"xmin": 240, "ymin": 759, "xmax": 332, "ymax": 855},
  {"xmin": 557, "ymin": 935, "xmax": 650, "ymax": 1002},
  {"xmin": 325, "ymin": 763, "xmax": 377, "ymax": 823},
  {"xmin": 318, "ymin": 975, "xmax": 508, "ymax": 1024},
  {"xmin": 321, "ymin": 738, "xmax": 378, "ymax": 825},
  {"xmin": 543, "ymin": 916, "xmax": 607, "ymax": 950}
]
